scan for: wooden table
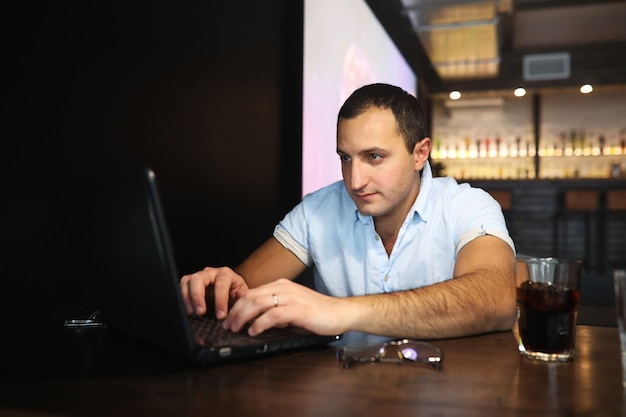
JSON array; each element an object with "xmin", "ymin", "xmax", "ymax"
[{"xmin": 0, "ymin": 325, "xmax": 623, "ymax": 417}]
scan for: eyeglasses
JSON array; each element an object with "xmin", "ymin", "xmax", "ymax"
[{"xmin": 338, "ymin": 339, "xmax": 443, "ymax": 370}]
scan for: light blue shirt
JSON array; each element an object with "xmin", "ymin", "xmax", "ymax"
[{"xmin": 273, "ymin": 162, "xmax": 515, "ymax": 297}]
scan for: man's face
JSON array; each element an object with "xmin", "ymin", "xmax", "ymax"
[{"xmin": 337, "ymin": 107, "xmax": 429, "ymax": 223}]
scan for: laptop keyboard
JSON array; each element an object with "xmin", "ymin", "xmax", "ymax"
[{"xmin": 189, "ymin": 315, "xmax": 282, "ymax": 344}]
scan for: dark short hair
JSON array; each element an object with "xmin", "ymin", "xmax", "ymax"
[{"xmin": 337, "ymin": 83, "xmax": 428, "ymax": 153}]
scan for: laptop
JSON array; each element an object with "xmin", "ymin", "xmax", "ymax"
[{"xmin": 56, "ymin": 166, "xmax": 340, "ymax": 366}]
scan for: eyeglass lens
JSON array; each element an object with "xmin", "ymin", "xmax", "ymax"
[{"xmin": 340, "ymin": 339, "xmax": 443, "ymax": 370}]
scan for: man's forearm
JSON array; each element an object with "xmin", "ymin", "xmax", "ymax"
[{"xmin": 341, "ymin": 269, "xmax": 516, "ymax": 339}]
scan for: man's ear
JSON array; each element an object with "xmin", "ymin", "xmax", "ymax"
[{"xmin": 412, "ymin": 137, "xmax": 432, "ymax": 170}]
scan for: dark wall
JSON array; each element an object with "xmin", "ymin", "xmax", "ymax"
[
  {"xmin": 1, "ymin": 1, "xmax": 303, "ymax": 323},
  {"xmin": 470, "ymin": 179, "xmax": 626, "ymax": 275}
]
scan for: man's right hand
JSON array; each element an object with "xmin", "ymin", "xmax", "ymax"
[{"xmin": 179, "ymin": 266, "xmax": 249, "ymax": 319}]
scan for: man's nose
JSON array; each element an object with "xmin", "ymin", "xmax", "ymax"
[{"xmin": 349, "ymin": 161, "xmax": 367, "ymax": 190}]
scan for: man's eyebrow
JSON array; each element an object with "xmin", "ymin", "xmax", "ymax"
[
  {"xmin": 362, "ymin": 147, "xmax": 387, "ymax": 154},
  {"xmin": 337, "ymin": 147, "xmax": 387, "ymax": 155}
]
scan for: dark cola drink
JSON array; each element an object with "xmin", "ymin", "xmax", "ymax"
[{"xmin": 517, "ymin": 280, "xmax": 580, "ymax": 359}]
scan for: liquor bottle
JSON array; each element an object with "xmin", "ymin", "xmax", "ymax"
[
  {"xmin": 599, "ymin": 135, "xmax": 605, "ymax": 155},
  {"xmin": 611, "ymin": 160, "xmax": 621, "ymax": 178}
]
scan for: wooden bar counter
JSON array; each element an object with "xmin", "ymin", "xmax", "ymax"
[{"xmin": 0, "ymin": 325, "xmax": 623, "ymax": 416}]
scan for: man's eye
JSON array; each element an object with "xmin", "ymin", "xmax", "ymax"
[
  {"xmin": 370, "ymin": 154, "xmax": 382, "ymax": 160},
  {"xmin": 339, "ymin": 154, "xmax": 351, "ymax": 162}
]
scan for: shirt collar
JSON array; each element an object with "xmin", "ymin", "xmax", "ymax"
[{"xmin": 413, "ymin": 160, "xmax": 433, "ymax": 223}]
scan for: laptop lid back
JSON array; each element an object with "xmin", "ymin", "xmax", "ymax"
[{"xmin": 57, "ymin": 166, "xmax": 197, "ymax": 362}]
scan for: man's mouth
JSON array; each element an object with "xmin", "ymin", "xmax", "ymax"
[{"xmin": 353, "ymin": 192, "xmax": 377, "ymax": 201}]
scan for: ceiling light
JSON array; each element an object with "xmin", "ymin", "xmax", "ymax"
[
  {"xmin": 404, "ymin": 0, "xmax": 504, "ymax": 79},
  {"xmin": 580, "ymin": 84, "xmax": 593, "ymax": 94},
  {"xmin": 449, "ymin": 91, "xmax": 462, "ymax": 100},
  {"xmin": 514, "ymin": 88, "xmax": 526, "ymax": 97}
]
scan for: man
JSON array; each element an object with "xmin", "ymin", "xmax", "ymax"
[{"xmin": 180, "ymin": 83, "xmax": 516, "ymax": 339}]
